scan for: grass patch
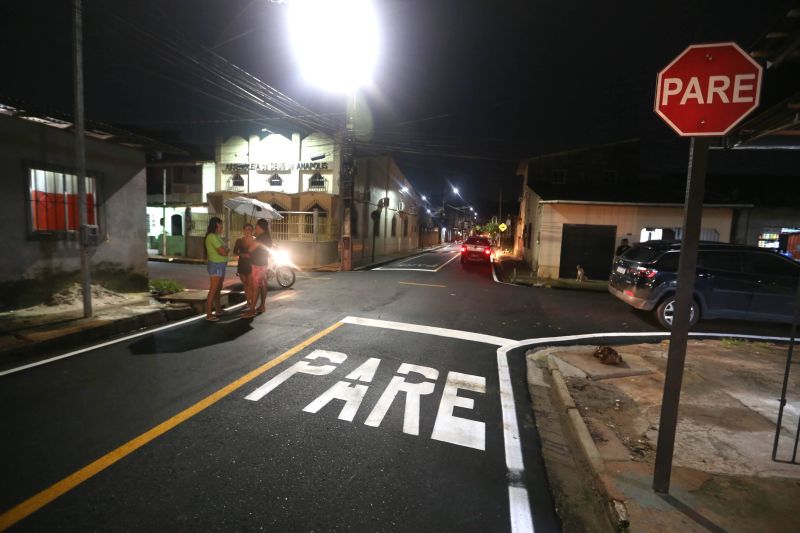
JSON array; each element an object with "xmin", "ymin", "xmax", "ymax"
[
  {"xmin": 721, "ymin": 337, "xmax": 747, "ymax": 347},
  {"xmin": 149, "ymin": 278, "xmax": 185, "ymax": 296}
]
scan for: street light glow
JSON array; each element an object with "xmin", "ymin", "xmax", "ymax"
[
  {"xmin": 289, "ymin": 0, "xmax": 379, "ymax": 93},
  {"xmin": 452, "ymin": 187, "xmax": 459, "ymax": 194},
  {"xmin": 426, "ymin": 209, "xmax": 431, "ymax": 214},
  {"xmin": 401, "ymin": 186, "xmax": 408, "ymax": 193},
  {"xmin": 421, "ymin": 195, "xmax": 427, "ymax": 201}
]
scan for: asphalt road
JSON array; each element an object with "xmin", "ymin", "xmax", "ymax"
[{"xmin": 1, "ymin": 244, "xmax": 793, "ymax": 531}]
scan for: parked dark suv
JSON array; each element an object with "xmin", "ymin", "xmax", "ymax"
[{"xmin": 609, "ymin": 241, "xmax": 800, "ymax": 329}]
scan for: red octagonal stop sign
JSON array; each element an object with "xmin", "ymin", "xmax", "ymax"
[{"xmin": 655, "ymin": 42, "xmax": 763, "ymax": 136}]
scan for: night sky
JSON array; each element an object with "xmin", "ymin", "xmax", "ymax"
[{"xmin": 1, "ymin": 0, "xmax": 796, "ymax": 216}]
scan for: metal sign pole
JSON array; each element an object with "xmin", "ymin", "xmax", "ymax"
[{"xmin": 653, "ymin": 136, "xmax": 710, "ymax": 493}]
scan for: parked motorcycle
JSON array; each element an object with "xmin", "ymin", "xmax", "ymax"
[{"xmin": 268, "ymin": 249, "xmax": 296, "ymax": 288}]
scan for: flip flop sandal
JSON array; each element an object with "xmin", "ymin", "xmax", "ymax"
[{"xmin": 205, "ymin": 316, "xmax": 220, "ymax": 322}]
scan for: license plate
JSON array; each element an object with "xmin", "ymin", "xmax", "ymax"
[
  {"xmin": 467, "ymin": 245, "xmax": 481, "ymax": 251},
  {"xmin": 616, "ymin": 266, "xmax": 626, "ymax": 275}
]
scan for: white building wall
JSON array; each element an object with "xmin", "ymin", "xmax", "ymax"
[
  {"xmin": 216, "ymin": 132, "xmax": 338, "ymax": 196},
  {"xmin": 536, "ymin": 203, "xmax": 733, "ymax": 278}
]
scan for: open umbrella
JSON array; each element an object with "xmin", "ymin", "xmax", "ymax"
[{"xmin": 223, "ymin": 196, "xmax": 284, "ymax": 220}]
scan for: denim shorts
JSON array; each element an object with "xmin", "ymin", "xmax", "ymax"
[{"xmin": 207, "ymin": 261, "xmax": 227, "ymax": 277}]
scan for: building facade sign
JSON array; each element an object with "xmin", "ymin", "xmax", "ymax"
[{"xmin": 224, "ymin": 162, "xmax": 330, "ymax": 173}]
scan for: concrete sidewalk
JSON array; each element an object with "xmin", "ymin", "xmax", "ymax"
[
  {"xmin": 529, "ymin": 339, "xmax": 800, "ymax": 532},
  {"xmin": 0, "ymin": 245, "xmax": 446, "ymax": 370},
  {"xmin": 496, "ymin": 256, "xmax": 609, "ymax": 292}
]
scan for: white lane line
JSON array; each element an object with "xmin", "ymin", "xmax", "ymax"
[
  {"xmin": 434, "ymin": 253, "xmax": 461, "ymax": 272},
  {"xmin": 373, "ymin": 268, "xmax": 440, "ymax": 272},
  {"xmin": 0, "ymin": 301, "xmax": 249, "ymax": 378},
  {"xmin": 341, "ymin": 316, "xmax": 513, "ymax": 346},
  {"xmin": 373, "ymin": 253, "xmax": 460, "ymax": 272}
]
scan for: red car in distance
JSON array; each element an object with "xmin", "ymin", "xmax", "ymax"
[{"xmin": 460, "ymin": 236, "xmax": 495, "ymax": 264}]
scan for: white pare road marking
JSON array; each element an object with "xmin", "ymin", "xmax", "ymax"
[
  {"xmin": 431, "ymin": 371, "xmax": 486, "ymax": 450},
  {"xmin": 246, "ymin": 351, "xmax": 486, "ymax": 450},
  {"xmin": 249, "ymin": 317, "xmax": 525, "ymax": 530},
  {"xmin": 364, "ymin": 363, "xmax": 438, "ymax": 436},
  {"xmin": 245, "ymin": 349, "xmax": 345, "ymax": 402}
]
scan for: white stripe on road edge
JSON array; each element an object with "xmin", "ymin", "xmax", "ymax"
[
  {"xmin": 0, "ymin": 301, "xmax": 249, "ymax": 378},
  {"xmin": 340, "ymin": 316, "xmax": 513, "ymax": 346},
  {"xmin": 492, "ymin": 264, "xmax": 518, "ymax": 286},
  {"xmin": 509, "ymin": 485, "xmax": 535, "ymax": 533},
  {"xmin": 498, "ymin": 347, "xmax": 534, "ymax": 532}
]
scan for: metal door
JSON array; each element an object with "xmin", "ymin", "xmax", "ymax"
[{"xmin": 558, "ymin": 224, "xmax": 617, "ymax": 280}]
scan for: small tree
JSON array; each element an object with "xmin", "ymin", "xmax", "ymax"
[{"xmin": 475, "ymin": 221, "xmax": 499, "ymax": 237}]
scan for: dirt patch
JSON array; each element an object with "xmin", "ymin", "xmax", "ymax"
[
  {"xmin": 569, "ymin": 377, "xmax": 657, "ymax": 461},
  {"xmin": 0, "ymin": 284, "xmax": 151, "ymax": 334},
  {"xmin": 564, "ymin": 339, "xmax": 800, "ymax": 478},
  {"xmin": 46, "ymin": 283, "xmax": 130, "ymax": 307}
]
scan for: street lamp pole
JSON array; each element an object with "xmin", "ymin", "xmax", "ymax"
[
  {"xmin": 341, "ymin": 92, "xmax": 356, "ymax": 271},
  {"xmin": 287, "ymin": 0, "xmax": 378, "ymax": 271}
]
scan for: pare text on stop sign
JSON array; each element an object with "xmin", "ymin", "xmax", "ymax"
[{"xmin": 660, "ymin": 74, "xmax": 757, "ymax": 106}]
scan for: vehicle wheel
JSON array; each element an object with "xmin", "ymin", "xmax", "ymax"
[
  {"xmin": 275, "ymin": 266, "xmax": 296, "ymax": 288},
  {"xmin": 655, "ymin": 295, "xmax": 699, "ymax": 329}
]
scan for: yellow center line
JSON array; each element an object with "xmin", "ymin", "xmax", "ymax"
[
  {"xmin": 0, "ymin": 321, "xmax": 343, "ymax": 531},
  {"xmin": 398, "ymin": 281, "xmax": 447, "ymax": 288}
]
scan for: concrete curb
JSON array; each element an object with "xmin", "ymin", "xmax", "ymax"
[
  {"xmin": 545, "ymin": 354, "xmax": 631, "ymax": 531},
  {"xmin": 0, "ymin": 305, "xmax": 195, "ymax": 364},
  {"xmin": 495, "ymin": 261, "xmax": 609, "ymax": 292}
]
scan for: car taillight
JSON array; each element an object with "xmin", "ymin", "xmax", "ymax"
[
  {"xmin": 484, "ymin": 247, "xmax": 491, "ymax": 255},
  {"xmin": 635, "ymin": 266, "xmax": 658, "ymax": 279},
  {"xmin": 460, "ymin": 245, "xmax": 467, "ymax": 253}
]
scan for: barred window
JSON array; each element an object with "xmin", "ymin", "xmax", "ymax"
[{"xmin": 29, "ymin": 168, "xmax": 98, "ymax": 234}]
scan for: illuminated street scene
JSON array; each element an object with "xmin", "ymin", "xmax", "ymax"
[{"xmin": 1, "ymin": 1, "xmax": 800, "ymax": 531}]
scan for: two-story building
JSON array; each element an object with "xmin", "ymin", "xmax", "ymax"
[{"xmin": 148, "ymin": 130, "xmax": 426, "ymax": 268}]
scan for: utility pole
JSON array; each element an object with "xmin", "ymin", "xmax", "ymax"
[
  {"xmin": 162, "ymin": 168, "xmax": 167, "ymax": 256},
  {"xmin": 73, "ymin": 0, "xmax": 92, "ymax": 318},
  {"xmin": 340, "ymin": 92, "xmax": 356, "ymax": 271}
]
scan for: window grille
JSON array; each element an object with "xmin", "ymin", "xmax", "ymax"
[
  {"xmin": 308, "ymin": 172, "xmax": 326, "ymax": 191},
  {"xmin": 29, "ymin": 168, "xmax": 97, "ymax": 235}
]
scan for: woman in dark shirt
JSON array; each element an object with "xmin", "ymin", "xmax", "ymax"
[
  {"xmin": 233, "ymin": 223, "xmax": 254, "ymax": 311},
  {"xmin": 242, "ymin": 219, "xmax": 273, "ymax": 318}
]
